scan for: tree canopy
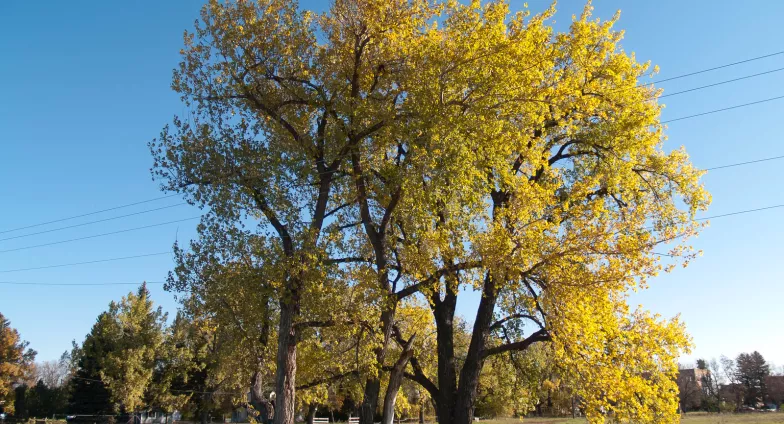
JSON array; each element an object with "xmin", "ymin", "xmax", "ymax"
[{"xmin": 152, "ymin": 1, "xmax": 710, "ymax": 423}]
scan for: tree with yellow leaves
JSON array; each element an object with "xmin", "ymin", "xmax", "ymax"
[
  {"xmin": 374, "ymin": 2, "xmax": 708, "ymax": 423},
  {"xmin": 154, "ymin": 1, "xmax": 709, "ymax": 423}
]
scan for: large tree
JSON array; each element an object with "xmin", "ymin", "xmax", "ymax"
[
  {"xmin": 69, "ymin": 315, "xmax": 117, "ymax": 415},
  {"xmin": 735, "ymin": 351, "xmax": 770, "ymax": 407},
  {"xmin": 0, "ymin": 312, "xmax": 36, "ymax": 415},
  {"xmin": 167, "ymin": 229, "xmax": 370, "ymax": 424},
  {"xmin": 154, "ymin": 1, "xmax": 709, "ymax": 423},
  {"xmin": 353, "ymin": 3, "xmax": 707, "ymax": 423},
  {"xmin": 98, "ymin": 284, "xmax": 173, "ymax": 415}
]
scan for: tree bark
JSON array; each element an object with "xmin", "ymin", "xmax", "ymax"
[
  {"xmin": 431, "ymin": 289, "xmax": 458, "ymax": 424},
  {"xmin": 199, "ymin": 394, "xmax": 209, "ymax": 424},
  {"xmin": 453, "ymin": 275, "xmax": 498, "ymax": 424},
  {"xmin": 274, "ymin": 300, "xmax": 298, "ymax": 424},
  {"xmin": 306, "ymin": 404, "xmax": 317, "ymax": 424},
  {"xmin": 251, "ymin": 371, "xmax": 274, "ymax": 424},
  {"xmin": 382, "ymin": 337, "xmax": 415, "ymax": 424},
  {"xmin": 360, "ymin": 307, "xmax": 396, "ymax": 424}
]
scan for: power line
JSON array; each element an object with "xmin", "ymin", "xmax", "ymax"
[
  {"xmin": 705, "ymin": 155, "xmax": 784, "ymax": 171},
  {"xmin": 0, "ymin": 281, "xmax": 165, "ymax": 286},
  {"xmin": 0, "ymin": 194, "xmax": 180, "ymax": 235},
  {"xmin": 696, "ymin": 204, "xmax": 784, "ymax": 221},
  {"xmin": 3, "ymin": 202, "xmax": 784, "ymax": 286},
  {"xmin": 661, "ymin": 95, "xmax": 784, "ymax": 124},
  {"xmin": 3, "ymin": 149, "xmax": 784, "ymax": 268},
  {"xmin": 0, "ymin": 204, "xmax": 187, "ymax": 242},
  {"xmin": 0, "ymin": 252, "xmax": 173, "ymax": 273},
  {"xmin": 659, "ymin": 67, "xmax": 784, "ymax": 98},
  {"xmin": 647, "ymin": 50, "xmax": 784, "ymax": 85},
  {"xmin": 0, "ymin": 217, "xmax": 200, "ymax": 254}
]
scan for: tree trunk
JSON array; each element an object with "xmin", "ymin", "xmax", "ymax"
[
  {"xmin": 418, "ymin": 404, "xmax": 424, "ymax": 424},
  {"xmin": 200, "ymin": 395, "xmax": 209, "ymax": 424},
  {"xmin": 251, "ymin": 371, "xmax": 274, "ymax": 424},
  {"xmin": 431, "ymin": 288, "xmax": 458, "ymax": 424},
  {"xmin": 360, "ymin": 378, "xmax": 381, "ymax": 424},
  {"xmin": 453, "ymin": 275, "xmax": 498, "ymax": 424},
  {"xmin": 306, "ymin": 404, "xmax": 317, "ymax": 424},
  {"xmin": 360, "ymin": 306, "xmax": 396, "ymax": 424},
  {"xmin": 274, "ymin": 301, "xmax": 298, "ymax": 424},
  {"xmin": 571, "ymin": 396, "xmax": 576, "ymax": 419},
  {"xmin": 381, "ymin": 337, "xmax": 415, "ymax": 424}
]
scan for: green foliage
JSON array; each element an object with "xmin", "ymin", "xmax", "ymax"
[
  {"xmin": 13, "ymin": 380, "xmax": 70, "ymax": 419},
  {"xmin": 151, "ymin": 1, "xmax": 711, "ymax": 422},
  {"xmin": 68, "ymin": 284, "xmax": 183, "ymax": 416},
  {"xmin": 68, "ymin": 316, "xmax": 115, "ymax": 415},
  {"xmin": 735, "ymin": 351, "xmax": 770, "ymax": 406},
  {"xmin": 98, "ymin": 284, "xmax": 170, "ymax": 413}
]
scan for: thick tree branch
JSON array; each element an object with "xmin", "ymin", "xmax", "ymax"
[
  {"xmin": 490, "ymin": 314, "xmax": 544, "ymax": 331},
  {"xmin": 296, "ymin": 370, "xmax": 360, "ymax": 390},
  {"xmin": 247, "ymin": 186, "xmax": 293, "ymax": 255},
  {"xmin": 481, "ymin": 329, "xmax": 550, "ymax": 359},
  {"xmin": 325, "ymin": 256, "xmax": 372, "ymax": 265},
  {"xmin": 395, "ymin": 260, "xmax": 482, "ymax": 300}
]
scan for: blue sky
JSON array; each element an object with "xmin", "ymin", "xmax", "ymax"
[{"xmin": 1, "ymin": 0, "xmax": 783, "ymax": 368}]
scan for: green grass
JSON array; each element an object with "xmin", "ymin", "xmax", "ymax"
[{"xmin": 478, "ymin": 412, "xmax": 784, "ymax": 424}]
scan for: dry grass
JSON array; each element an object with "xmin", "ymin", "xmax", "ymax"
[{"xmin": 478, "ymin": 412, "xmax": 784, "ymax": 424}]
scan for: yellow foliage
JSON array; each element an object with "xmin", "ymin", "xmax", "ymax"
[{"xmin": 155, "ymin": 0, "xmax": 710, "ymax": 422}]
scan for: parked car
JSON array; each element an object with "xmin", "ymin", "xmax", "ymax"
[{"xmin": 764, "ymin": 404, "xmax": 778, "ymax": 412}]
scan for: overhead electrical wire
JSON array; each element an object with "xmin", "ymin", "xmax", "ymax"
[
  {"xmin": 2, "ymin": 151, "xmax": 784, "ymax": 270},
  {"xmin": 658, "ymin": 67, "xmax": 784, "ymax": 98},
  {"xmin": 704, "ymin": 155, "xmax": 784, "ymax": 171},
  {"xmin": 0, "ymin": 252, "xmax": 172, "ymax": 273},
  {"xmin": 0, "ymin": 280, "xmax": 166, "ymax": 286},
  {"xmin": 661, "ymin": 95, "xmax": 784, "ymax": 123},
  {"xmin": 0, "ymin": 203, "xmax": 187, "ymax": 242},
  {"xmin": 0, "ymin": 217, "xmax": 200, "ymax": 254},
  {"xmin": 4, "ymin": 201, "xmax": 784, "ymax": 286},
  {"xmin": 644, "ymin": 50, "xmax": 784, "ymax": 85},
  {"xmin": 0, "ymin": 194, "xmax": 180, "ymax": 234}
]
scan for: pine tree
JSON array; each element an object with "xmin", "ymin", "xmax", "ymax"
[
  {"xmin": 68, "ymin": 313, "xmax": 116, "ymax": 415},
  {"xmin": 99, "ymin": 283, "xmax": 169, "ymax": 415},
  {"xmin": 736, "ymin": 351, "xmax": 770, "ymax": 406}
]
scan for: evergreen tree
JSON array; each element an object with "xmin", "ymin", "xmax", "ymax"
[
  {"xmin": 99, "ymin": 283, "xmax": 169, "ymax": 415},
  {"xmin": 68, "ymin": 314, "xmax": 116, "ymax": 415},
  {"xmin": 736, "ymin": 351, "xmax": 770, "ymax": 406}
]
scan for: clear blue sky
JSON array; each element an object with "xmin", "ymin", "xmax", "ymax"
[{"xmin": 1, "ymin": 1, "xmax": 783, "ymax": 368}]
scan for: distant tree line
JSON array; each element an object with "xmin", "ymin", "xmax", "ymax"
[
  {"xmin": 678, "ymin": 352, "xmax": 784, "ymax": 413},
  {"xmin": 6, "ymin": 284, "xmax": 784, "ymax": 424}
]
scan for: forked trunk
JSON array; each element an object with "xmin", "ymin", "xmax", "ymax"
[
  {"xmin": 381, "ymin": 337, "xmax": 415, "ymax": 424},
  {"xmin": 250, "ymin": 371, "xmax": 273, "ymax": 424},
  {"xmin": 360, "ymin": 307, "xmax": 396, "ymax": 424},
  {"xmin": 452, "ymin": 275, "xmax": 498, "ymax": 424}
]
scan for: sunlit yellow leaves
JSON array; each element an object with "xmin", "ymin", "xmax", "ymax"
[{"xmin": 154, "ymin": 0, "xmax": 709, "ymax": 421}]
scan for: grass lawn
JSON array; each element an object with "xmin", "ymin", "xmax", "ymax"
[{"xmin": 479, "ymin": 412, "xmax": 784, "ymax": 423}]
